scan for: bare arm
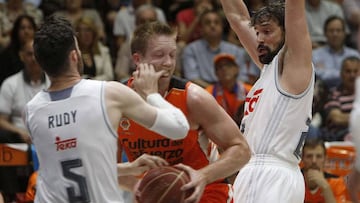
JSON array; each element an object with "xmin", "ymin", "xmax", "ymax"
[
  {"xmin": 179, "ymin": 84, "xmax": 250, "ymax": 202},
  {"xmin": 220, "ymin": 0, "xmax": 261, "ymax": 68},
  {"xmin": 106, "ymin": 63, "xmax": 189, "ymax": 140},
  {"xmin": 0, "ymin": 114, "xmax": 30, "ymax": 143},
  {"xmin": 105, "ymin": 81, "xmax": 189, "ymax": 140},
  {"xmin": 281, "ymin": 0, "xmax": 313, "ymax": 94}
]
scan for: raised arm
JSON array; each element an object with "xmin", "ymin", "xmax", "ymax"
[
  {"xmin": 282, "ymin": 0, "xmax": 313, "ymax": 94},
  {"xmin": 220, "ymin": 0, "xmax": 261, "ymax": 67}
]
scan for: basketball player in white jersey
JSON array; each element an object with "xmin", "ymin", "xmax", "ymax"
[
  {"xmin": 220, "ymin": 0, "xmax": 314, "ymax": 202},
  {"xmin": 24, "ymin": 15, "xmax": 190, "ymax": 203},
  {"xmin": 347, "ymin": 63, "xmax": 360, "ymax": 203}
]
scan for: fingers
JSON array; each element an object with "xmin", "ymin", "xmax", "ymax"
[
  {"xmin": 136, "ymin": 63, "xmax": 166, "ymax": 79},
  {"xmin": 138, "ymin": 154, "xmax": 169, "ymax": 168}
]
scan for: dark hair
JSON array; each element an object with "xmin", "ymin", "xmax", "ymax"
[
  {"xmin": 11, "ymin": 15, "xmax": 37, "ymax": 51},
  {"xmin": 199, "ymin": 10, "xmax": 223, "ymax": 26},
  {"xmin": 34, "ymin": 15, "xmax": 76, "ymax": 77},
  {"xmin": 131, "ymin": 21, "xmax": 176, "ymax": 55},
  {"xmin": 323, "ymin": 15, "xmax": 345, "ymax": 33},
  {"xmin": 250, "ymin": 1, "xmax": 285, "ymax": 30},
  {"xmin": 341, "ymin": 56, "xmax": 360, "ymax": 71},
  {"xmin": 302, "ymin": 137, "xmax": 326, "ymax": 156}
]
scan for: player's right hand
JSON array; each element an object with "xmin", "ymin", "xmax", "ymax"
[
  {"xmin": 175, "ymin": 163, "xmax": 206, "ymax": 203},
  {"xmin": 132, "ymin": 63, "xmax": 166, "ymax": 99}
]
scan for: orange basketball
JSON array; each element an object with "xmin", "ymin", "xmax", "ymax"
[{"xmin": 135, "ymin": 166, "xmax": 191, "ymax": 203}]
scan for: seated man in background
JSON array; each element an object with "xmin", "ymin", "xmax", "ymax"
[
  {"xmin": 321, "ymin": 56, "xmax": 360, "ymax": 141},
  {"xmin": 301, "ymin": 137, "xmax": 349, "ymax": 203},
  {"xmin": 206, "ymin": 53, "xmax": 252, "ymax": 126}
]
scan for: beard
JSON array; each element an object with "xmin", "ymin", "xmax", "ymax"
[{"xmin": 257, "ymin": 41, "xmax": 284, "ymax": 64}]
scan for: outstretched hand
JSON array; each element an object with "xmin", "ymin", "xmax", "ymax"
[
  {"xmin": 175, "ymin": 163, "xmax": 207, "ymax": 203},
  {"xmin": 132, "ymin": 63, "xmax": 166, "ymax": 99}
]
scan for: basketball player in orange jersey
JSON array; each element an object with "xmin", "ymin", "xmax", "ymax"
[
  {"xmin": 220, "ymin": 0, "xmax": 314, "ymax": 202},
  {"xmin": 117, "ymin": 21, "xmax": 251, "ymax": 203}
]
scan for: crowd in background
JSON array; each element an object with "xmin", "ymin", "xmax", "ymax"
[{"xmin": 0, "ymin": 0, "xmax": 360, "ymax": 202}]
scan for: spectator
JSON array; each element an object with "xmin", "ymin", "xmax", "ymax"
[
  {"xmin": 321, "ymin": 56, "xmax": 360, "ymax": 141},
  {"xmin": 0, "ymin": 40, "xmax": 49, "ymax": 143},
  {"xmin": 182, "ymin": 10, "xmax": 251, "ymax": 87},
  {"xmin": 340, "ymin": 0, "xmax": 360, "ymax": 51},
  {"xmin": 98, "ymin": 0, "xmax": 123, "ymax": 64},
  {"xmin": 55, "ymin": 0, "xmax": 105, "ymax": 41},
  {"xmin": 306, "ymin": 0, "xmax": 347, "ymax": 49},
  {"xmin": 302, "ymin": 137, "xmax": 349, "ymax": 203},
  {"xmin": 113, "ymin": 0, "xmax": 166, "ymax": 51},
  {"xmin": 176, "ymin": 0, "xmax": 215, "ymax": 45},
  {"xmin": 0, "ymin": 15, "xmax": 36, "ymax": 85},
  {"xmin": 206, "ymin": 53, "xmax": 252, "ymax": 126},
  {"xmin": 0, "ymin": 0, "xmax": 42, "ymax": 50},
  {"xmin": 75, "ymin": 17, "xmax": 114, "ymax": 81},
  {"xmin": 114, "ymin": 4, "xmax": 158, "ymax": 82},
  {"xmin": 313, "ymin": 15, "xmax": 360, "ymax": 89},
  {"xmin": 0, "ymin": 40, "xmax": 49, "ymax": 203}
]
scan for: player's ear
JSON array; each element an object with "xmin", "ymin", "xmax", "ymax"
[
  {"xmin": 70, "ymin": 49, "xmax": 78, "ymax": 63},
  {"xmin": 132, "ymin": 53, "xmax": 141, "ymax": 67}
]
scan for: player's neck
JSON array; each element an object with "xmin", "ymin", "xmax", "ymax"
[{"xmin": 48, "ymin": 75, "xmax": 82, "ymax": 92}]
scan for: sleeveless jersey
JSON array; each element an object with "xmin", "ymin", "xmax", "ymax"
[
  {"xmin": 118, "ymin": 77, "xmax": 218, "ymax": 169},
  {"xmin": 25, "ymin": 79, "xmax": 123, "ymax": 203},
  {"xmin": 240, "ymin": 54, "xmax": 314, "ymax": 164}
]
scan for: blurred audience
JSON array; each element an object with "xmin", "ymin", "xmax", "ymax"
[
  {"xmin": 206, "ymin": 53, "xmax": 252, "ymax": 126},
  {"xmin": 313, "ymin": 15, "xmax": 360, "ymax": 89},
  {"xmin": 306, "ymin": 0, "xmax": 347, "ymax": 49},
  {"xmin": 321, "ymin": 56, "xmax": 360, "ymax": 141},
  {"xmin": 114, "ymin": 4, "xmax": 158, "ymax": 82},
  {"xmin": 0, "ymin": 15, "xmax": 36, "ymax": 85},
  {"xmin": 0, "ymin": 40, "xmax": 48, "ymax": 203},
  {"xmin": 176, "ymin": 0, "xmax": 215, "ymax": 45},
  {"xmin": 341, "ymin": 0, "xmax": 360, "ymax": 51},
  {"xmin": 55, "ymin": 0, "xmax": 105, "ymax": 41},
  {"xmin": 182, "ymin": 10, "xmax": 253, "ymax": 87},
  {"xmin": 99, "ymin": 0, "xmax": 123, "ymax": 64},
  {"xmin": 113, "ymin": 0, "xmax": 166, "ymax": 52},
  {"xmin": 0, "ymin": 0, "xmax": 42, "ymax": 50},
  {"xmin": 75, "ymin": 17, "xmax": 114, "ymax": 81},
  {"xmin": 302, "ymin": 137, "xmax": 349, "ymax": 203},
  {"xmin": 0, "ymin": 40, "xmax": 49, "ymax": 143}
]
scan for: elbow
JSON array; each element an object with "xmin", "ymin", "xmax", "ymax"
[
  {"xmin": 171, "ymin": 109, "xmax": 190, "ymax": 140},
  {"xmin": 149, "ymin": 108, "xmax": 190, "ymax": 140}
]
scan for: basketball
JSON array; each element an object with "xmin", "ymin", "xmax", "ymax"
[{"xmin": 135, "ymin": 166, "xmax": 192, "ymax": 203}]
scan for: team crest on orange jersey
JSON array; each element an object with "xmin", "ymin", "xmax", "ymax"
[{"xmin": 119, "ymin": 118, "xmax": 130, "ymax": 131}]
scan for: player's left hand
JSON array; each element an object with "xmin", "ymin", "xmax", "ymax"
[
  {"xmin": 175, "ymin": 163, "xmax": 206, "ymax": 203},
  {"xmin": 130, "ymin": 153, "xmax": 169, "ymax": 176},
  {"xmin": 132, "ymin": 63, "xmax": 166, "ymax": 99}
]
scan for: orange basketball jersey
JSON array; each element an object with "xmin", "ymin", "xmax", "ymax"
[{"xmin": 118, "ymin": 77, "xmax": 216, "ymax": 169}]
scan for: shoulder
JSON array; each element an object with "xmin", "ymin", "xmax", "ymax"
[
  {"xmin": 186, "ymin": 83, "xmax": 215, "ymax": 106},
  {"xmin": 345, "ymin": 47, "xmax": 360, "ymax": 56},
  {"xmin": 1, "ymin": 72, "xmax": 22, "ymax": 89}
]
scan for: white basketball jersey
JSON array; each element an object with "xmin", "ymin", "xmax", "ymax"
[
  {"xmin": 240, "ymin": 54, "xmax": 314, "ymax": 164},
  {"xmin": 25, "ymin": 79, "xmax": 123, "ymax": 203}
]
